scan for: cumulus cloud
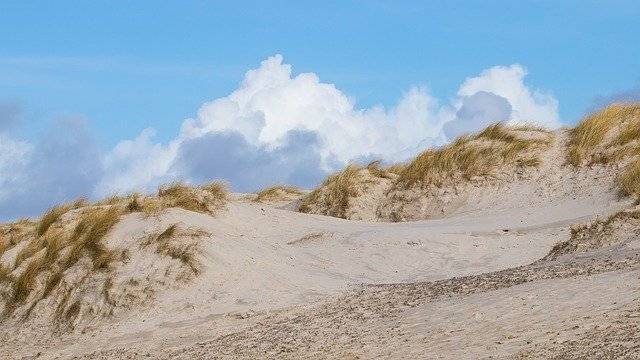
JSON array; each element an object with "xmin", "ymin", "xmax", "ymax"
[
  {"xmin": 0, "ymin": 118, "xmax": 102, "ymax": 220},
  {"xmin": 182, "ymin": 55, "xmax": 448, "ymax": 167},
  {"xmin": 456, "ymin": 64, "xmax": 560, "ymax": 128},
  {"xmin": 443, "ymin": 91, "xmax": 512, "ymax": 138},
  {"xmin": 0, "ymin": 55, "xmax": 562, "ymax": 220},
  {"xmin": 173, "ymin": 129, "xmax": 326, "ymax": 191}
]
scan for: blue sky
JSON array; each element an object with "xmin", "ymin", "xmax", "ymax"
[
  {"xmin": 1, "ymin": 1, "xmax": 639, "ymax": 219},
  {"xmin": 2, "ymin": 1, "xmax": 639, "ymax": 147}
]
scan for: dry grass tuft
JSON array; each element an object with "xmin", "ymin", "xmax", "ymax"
[
  {"xmin": 2, "ymin": 205, "xmax": 123, "ymax": 319},
  {"xmin": 255, "ymin": 185, "xmax": 304, "ymax": 203},
  {"xmin": 201, "ymin": 181, "xmax": 229, "ymax": 203},
  {"xmin": 63, "ymin": 206, "xmax": 122, "ymax": 271},
  {"xmin": 396, "ymin": 123, "xmax": 550, "ymax": 188},
  {"xmin": 0, "ymin": 264, "xmax": 11, "ymax": 285},
  {"xmin": 364, "ymin": 160, "xmax": 393, "ymax": 179},
  {"xmin": 158, "ymin": 182, "xmax": 207, "ymax": 213},
  {"xmin": 568, "ymin": 103, "xmax": 640, "ymax": 166},
  {"xmin": 385, "ymin": 163, "xmax": 407, "ymax": 175},
  {"xmin": 37, "ymin": 205, "xmax": 67, "ymax": 237},
  {"xmin": 155, "ymin": 181, "xmax": 228, "ymax": 215},
  {"xmin": 299, "ymin": 165, "xmax": 362, "ymax": 218},
  {"xmin": 568, "ymin": 103, "xmax": 640, "ymax": 197},
  {"xmin": 35, "ymin": 198, "xmax": 87, "ymax": 237},
  {"xmin": 9, "ymin": 256, "xmax": 46, "ymax": 306},
  {"xmin": 141, "ymin": 224, "xmax": 209, "ymax": 275},
  {"xmin": 619, "ymin": 160, "xmax": 640, "ymax": 196}
]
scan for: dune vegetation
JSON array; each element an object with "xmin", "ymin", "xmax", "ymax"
[
  {"xmin": 395, "ymin": 123, "xmax": 551, "ymax": 189},
  {"xmin": 567, "ymin": 103, "xmax": 640, "ymax": 196},
  {"xmin": 299, "ymin": 123, "xmax": 551, "ymax": 219},
  {"xmin": 0, "ymin": 181, "xmax": 227, "ymax": 325},
  {"xmin": 545, "ymin": 207, "xmax": 640, "ymax": 261},
  {"xmin": 299, "ymin": 161, "xmax": 399, "ymax": 218},
  {"xmin": 255, "ymin": 185, "xmax": 304, "ymax": 203}
]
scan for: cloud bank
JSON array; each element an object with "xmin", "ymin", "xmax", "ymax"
[{"xmin": 0, "ymin": 55, "xmax": 560, "ymax": 220}]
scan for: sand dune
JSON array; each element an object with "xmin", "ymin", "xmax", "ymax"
[{"xmin": 2, "ymin": 106, "xmax": 640, "ymax": 359}]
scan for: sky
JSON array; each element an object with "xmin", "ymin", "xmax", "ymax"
[{"xmin": 1, "ymin": 1, "xmax": 639, "ymax": 220}]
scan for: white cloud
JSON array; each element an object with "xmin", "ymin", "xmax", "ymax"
[
  {"xmin": 456, "ymin": 64, "xmax": 560, "ymax": 128},
  {"xmin": 183, "ymin": 55, "xmax": 447, "ymax": 168},
  {"xmin": 95, "ymin": 128, "xmax": 177, "ymax": 197}
]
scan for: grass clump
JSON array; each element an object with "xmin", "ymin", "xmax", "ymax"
[
  {"xmin": 63, "ymin": 206, "xmax": 122, "ymax": 271},
  {"xmin": 255, "ymin": 185, "xmax": 304, "ymax": 203},
  {"xmin": 155, "ymin": 181, "xmax": 228, "ymax": 215},
  {"xmin": 36, "ymin": 200, "xmax": 82, "ymax": 237},
  {"xmin": 201, "ymin": 181, "xmax": 228, "ymax": 203},
  {"xmin": 396, "ymin": 123, "xmax": 550, "ymax": 188},
  {"xmin": 299, "ymin": 165, "xmax": 362, "ymax": 218},
  {"xmin": 567, "ymin": 103, "xmax": 640, "ymax": 197},
  {"xmin": 619, "ymin": 160, "xmax": 640, "ymax": 196},
  {"xmin": 141, "ymin": 224, "xmax": 209, "ymax": 275},
  {"xmin": 568, "ymin": 103, "xmax": 640, "ymax": 166},
  {"xmin": 0, "ymin": 264, "xmax": 11, "ymax": 285},
  {"xmin": 9, "ymin": 256, "xmax": 46, "ymax": 306}
]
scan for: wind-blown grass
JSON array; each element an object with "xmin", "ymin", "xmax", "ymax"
[
  {"xmin": 154, "ymin": 181, "xmax": 228, "ymax": 215},
  {"xmin": 141, "ymin": 224, "xmax": 210, "ymax": 276},
  {"xmin": 396, "ymin": 123, "xmax": 550, "ymax": 188},
  {"xmin": 567, "ymin": 103, "xmax": 640, "ymax": 197},
  {"xmin": 568, "ymin": 103, "xmax": 640, "ymax": 166},
  {"xmin": 2, "ymin": 206, "xmax": 123, "ymax": 317},
  {"xmin": 255, "ymin": 185, "xmax": 304, "ymax": 202},
  {"xmin": 299, "ymin": 165, "xmax": 363, "ymax": 218},
  {"xmin": 1, "ymin": 180, "xmax": 226, "ymax": 323},
  {"xmin": 36, "ymin": 198, "xmax": 86, "ymax": 237}
]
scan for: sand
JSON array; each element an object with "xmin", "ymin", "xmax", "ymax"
[{"xmin": 1, "ymin": 130, "xmax": 639, "ymax": 359}]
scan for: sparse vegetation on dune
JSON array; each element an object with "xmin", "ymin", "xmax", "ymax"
[
  {"xmin": 141, "ymin": 223, "xmax": 211, "ymax": 276},
  {"xmin": 568, "ymin": 103, "xmax": 640, "ymax": 166},
  {"xmin": 299, "ymin": 123, "xmax": 551, "ymax": 220},
  {"xmin": 299, "ymin": 161, "xmax": 398, "ymax": 219},
  {"xmin": 0, "ymin": 180, "xmax": 227, "ymax": 327},
  {"xmin": 255, "ymin": 185, "xmax": 304, "ymax": 203},
  {"xmin": 568, "ymin": 103, "xmax": 640, "ymax": 196},
  {"xmin": 156, "ymin": 181, "xmax": 228, "ymax": 215},
  {"xmin": 300, "ymin": 165, "xmax": 361, "ymax": 218},
  {"xmin": 396, "ymin": 123, "xmax": 551, "ymax": 188},
  {"xmin": 36, "ymin": 198, "xmax": 88, "ymax": 237},
  {"xmin": 545, "ymin": 207, "xmax": 640, "ymax": 260}
]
